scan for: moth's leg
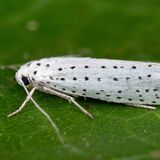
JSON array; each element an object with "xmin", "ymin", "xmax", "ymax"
[
  {"xmin": 126, "ymin": 103, "xmax": 156, "ymax": 110},
  {"xmin": 42, "ymin": 86, "xmax": 94, "ymax": 119},
  {"xmin": 8, "ymin": 87, "xmax": 36, "ymax": 117}
]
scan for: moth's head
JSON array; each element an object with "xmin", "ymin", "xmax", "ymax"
[{"xmin": 15, "ymin": 63, "xmax": 33, "ymax": 88}]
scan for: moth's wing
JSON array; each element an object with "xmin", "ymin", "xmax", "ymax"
[
  {"xmin": 51, "ymin": 59, "xmax": 160, "ymax": 105},
  {"xmin": 30, "ymin": 58, "xmax": 160, "ymax": 105}
]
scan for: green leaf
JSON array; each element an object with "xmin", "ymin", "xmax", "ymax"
[{"xmin": 1, "ymin": 0, "xmax": 160, "ymax": 160}]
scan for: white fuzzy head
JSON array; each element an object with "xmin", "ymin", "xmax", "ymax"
[{"xmin": 15, "ymin": 63, "xmax": 33, "ymax": 88}]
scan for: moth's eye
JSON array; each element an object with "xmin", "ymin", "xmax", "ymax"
[{"xmin": 21, "ymin": 76, "xmax": 30, "ymax": 86}]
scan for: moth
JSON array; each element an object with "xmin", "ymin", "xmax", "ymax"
[{"xmin": 8, "ymin": 57, "xmax": 160, "ymax": 144}]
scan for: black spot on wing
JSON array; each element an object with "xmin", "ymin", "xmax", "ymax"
[
  {"xmin": 126, "ymin": 77, "xmax": 130, "ymax": 80},
  {"xmin": 50, "ymin": 76, "xmax": 54, "ymax": 80},
  {"xmin": 84, "ymin": 65, "xmax": 89, "ymax": 68},
  {"xmin": 85, "ymin": 77, "xmax": 89, "ymax": 81},
  {"xmin": 113, "ymin": 66, "xmax": 118, "ymax": 69},
  {"xmin": 138, "ymin": 76, "xmax": 142, "ymax": 80},
  {"xmin": 132, "ymin": 66, "xmax": 136, "ymax": 69},
  {"xmin": 73, "ymin": 77, "xmax": 77, "ymax": 81},
  {"xmin": 33, "ymin": 71, "xmax": 37, "ymax": 75},
  {"xmin": 113, "ymin": 78, "xmax": 119, "ymax": 81},
  {"xmin": 152, "ymin": 101, "xmax": 156, "ymax": 104},
  {"xmin": 70, "ymin": 66, "xmax": 76, "ymax": 69},
  {"xmin": 58, "ymin": 68, "xmax": 63, "ymax": 71},
  {"xmin": 46, "ymin": 64, "xmax": 50, "ymax": 67},
  {"xmin": 36, "ymin": 63, "xmax": 41, "ymax": 66},
  {"xmin": 136, "ymin": 90, "xmax": 140, "ymax": 93}
]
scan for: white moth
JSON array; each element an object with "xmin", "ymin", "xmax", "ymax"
[{"xmin": 8, "ymin": 57, "xmax": 160, "ymax": 144}]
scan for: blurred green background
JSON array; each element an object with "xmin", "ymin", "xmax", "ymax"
[{"xmin": 0, "ymin": 0, "xmax": 160, "ymax": 160}]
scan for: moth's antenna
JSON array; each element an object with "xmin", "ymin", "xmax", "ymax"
[
  {"xmin": 0, "ymin": 65, "xmax": 20, "ymax": 71},
  {"xmin": 21, "ymin": 82, "xmax": 65, "ymax": 145}
]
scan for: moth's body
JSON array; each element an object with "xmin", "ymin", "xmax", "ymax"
[
  {"xmin": 17, "ymin": 57, "xmax": 160, "ymax": 106},
  {"xmin": 10, "ymin": 57, "xmax": 160, "ymax": 144}
]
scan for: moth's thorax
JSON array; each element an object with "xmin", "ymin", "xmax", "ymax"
[{"xmin": 15, "ymin": 58, "xmax": 58, "ymax": 88}]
